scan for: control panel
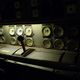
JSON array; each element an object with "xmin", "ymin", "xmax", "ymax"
[
  {"xmin": 0, "ymin": 24, "xmax": 80, "ymax": 51},
  {"xmin": 0, "ymin": 24, "xmax": 80, "ymax": 80},
  {"xmin": 0, "ymin": 24, "xmax": 80, "ymax": 65}
]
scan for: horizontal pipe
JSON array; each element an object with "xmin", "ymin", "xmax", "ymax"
[{"xmin": 0, "ymin": 53, "xmax": 80, "ymax": 72}]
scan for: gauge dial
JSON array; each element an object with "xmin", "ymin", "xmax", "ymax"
[
  {"xmin": 53, "ymin": 26, "xmax": 64, "ymax": 37},
  {"xmin": 26, "ymin": 38, "xmax": 33, "ymax": 47},
  {"xmin": 10, "ymin": 37, "xmax": 16, "ymax": 45},
  {"xmin": 16, "ymin": 27, "xmax": 23, "ymax": 36},
  {"xmin": 42, "ymin": 27, "xmax": 51, "ymax": 37},
  {"xmin": 25, "ymin": 27, "xmax": 33, "ymax": 36},
  {"xmin": 43, "ymin": 39, "xmax": 52, "ymax": 48},
  {"xmin": 53, "ymin": 39, "xmax": 64, "ymax": 49},
  {"xmin": 9, "ymin": 28, "xmax": 15, "ymax": 35},
  {"xmin": 0, "ymin": 29, "xmax": 3, "ymax": 35}
]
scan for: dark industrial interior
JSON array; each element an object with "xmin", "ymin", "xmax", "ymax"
[{"xmin": 0, "ymin": 0, "xmax": 80, "ymax": 80}]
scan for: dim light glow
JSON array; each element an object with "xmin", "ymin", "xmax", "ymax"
[{"xmin": 1, "ymin": 50, "xmax": 10, "ymax": 53}]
